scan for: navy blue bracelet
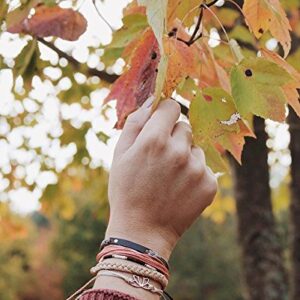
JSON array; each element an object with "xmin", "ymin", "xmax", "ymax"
[{"xmin": 100, "ymin": 237, "xmax": 170, "ymax": 270}]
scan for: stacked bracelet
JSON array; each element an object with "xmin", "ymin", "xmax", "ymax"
[
  {"xmin": 93, "ymin": 237, "xmax": 173, "ymax": 300},
  {"xmin": 97, "ymin": 245, "xmax": 170, "ymax": 278}
]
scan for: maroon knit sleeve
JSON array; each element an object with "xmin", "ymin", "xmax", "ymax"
[{"xmin": 79, "ymin": 289, "xmax": 140, "ymax": 300}]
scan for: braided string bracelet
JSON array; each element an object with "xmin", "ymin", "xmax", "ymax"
[
  {"xmin": 97, "ymin": 270, "xmax": 168, "ymax": 299},
  {"xmin": 90, "ymin": 258, "xmax": 169, "ymax": 289}
]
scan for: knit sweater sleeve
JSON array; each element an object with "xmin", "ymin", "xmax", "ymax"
[{"xmin": 79, "ymin": 289, "xmax": 140, "ymax": 300}]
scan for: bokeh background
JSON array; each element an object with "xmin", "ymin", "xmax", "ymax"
[{"xmin": 0, "ymin": 0, "xmax": 299, "ymax": 299}]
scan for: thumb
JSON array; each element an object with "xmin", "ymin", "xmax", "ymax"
[{"xmin": 114, "ymin": 96, "xmax": 154, "ymax": 157}]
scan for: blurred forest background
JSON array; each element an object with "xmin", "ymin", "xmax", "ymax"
[{"xmin": 0, "ymin": 0, "xmax": 300, "ymax": 300}]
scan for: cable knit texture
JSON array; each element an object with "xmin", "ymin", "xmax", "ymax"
[{"xmin": 80, "ymin": 289, "xmax": 139, "ymax": 300}]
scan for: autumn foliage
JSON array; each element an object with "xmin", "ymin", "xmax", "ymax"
[{"xmin": 1, "ymin": 0, "xmax": 300, "ymax": 172}]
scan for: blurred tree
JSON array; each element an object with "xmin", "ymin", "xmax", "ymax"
[
  {"xmin": 168, "ymin": 217, "xmax": 242, "ymax": 300},
  {"xmin": 288, "ymin": 108, "xmax": 300, "ymax": 300},
  {"xmin": 231, "ymin": 117, "xmax": 288, "ymax": 300}
]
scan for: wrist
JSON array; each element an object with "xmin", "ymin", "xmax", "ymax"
[{"xmin": 105, "ymin": 219, "xmax": 176, "ymax": 260}]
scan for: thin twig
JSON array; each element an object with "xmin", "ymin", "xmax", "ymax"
[
  {"xmin": 37, "ymin": 38, "xmax": 118, "ymax": 84},
  {"xmin": 188, "ymin": 7, "xmax": 204, "ymax": 45},
  {"xmin": 92, "ymin": 0, "xmax": 115, "ymax": 32},
  {"xmin": 175, "ymin": 0, "xmax": 221, "ymax": 47}
]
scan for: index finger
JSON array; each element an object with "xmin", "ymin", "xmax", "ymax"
[{"xmin": 136, "ymin": 99, "xmax": 181, "ymax": 143}]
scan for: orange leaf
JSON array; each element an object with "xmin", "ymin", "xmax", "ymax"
[
  {"xmin": 261, "ymin": 49, "xmax": 300, "ymax": 117},
  {"xmin": 243, "ymin": 0, "xmax": 291, "ymax": 57},
  {"xmin": 218, "ymin": 121, "xmax": 255, "ymax": 163},
  {"xmin": 163, "ymin": 23, "xmax": 200, "ymax": 97},
  {"xmin": 197, "ymin": 38, "xmax": 230, "ymax": 92},
  {"xmin": 268, "ymin": 0, "xmax": 292, "ymax": 58},
  {"xmin": 104, "ymin": 28, "xmax": 160, "ymax": 129},
  {"xmin": 8, "ymin": 5, "xmax": 87, "ymax": 41},
  {"xmin": 243, "ymin": 0, "xmax": 273, "ymax": 38}
]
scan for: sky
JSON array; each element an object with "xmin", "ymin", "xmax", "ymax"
[{"xmin": 0, "ymin": 0, "xmax": 290, "ymax": 214}]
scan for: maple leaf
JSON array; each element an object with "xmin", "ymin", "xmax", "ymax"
[
  {"xmin": 260, "ymin": 49, "xmax": 300, "ymax": 117},
  {"xmin": 243, "ymin": 0, "xmax": 291, "ymax": 57},
  {"xmin": 231, "ymin": 57, "xmax": 294, "ymax": 122},
  {"xmin": 7, "ymin": 5, "xmax": 87, "ymax": 41},
  {"xmin": 187, "ymin": 79, "xmax": 252, "ymax": 171},
  {"xmin": 104, "ymin": 28, "xmax": 160, "ymax": 129}
]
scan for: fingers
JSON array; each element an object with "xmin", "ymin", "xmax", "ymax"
[
  {"xmin": 114, "ymin": 97, "xmax": 154, "ymax": 157},
  {"xmin": 172, "ymin": 121, "xmax": 193, "ymax": 149},
  {"xmin": 136, "ymin": 100, "xmax": 181, "ymax": 145},
  {"xmin": 191, "ymin": 146, "xmax": 218, "ymax": 201}
]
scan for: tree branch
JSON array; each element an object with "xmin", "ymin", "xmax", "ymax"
[
  {"xmin": 37, "ymin": 39, "xmax": 190, "ymax": 116},
  {"xmin": 37, "ymin": 38, "xmax": 119, "ymax": 84}
]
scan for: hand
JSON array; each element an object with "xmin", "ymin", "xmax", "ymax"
[{"xmin": 106, "ymin": 98, "xmax": 217, "ymax": 259}]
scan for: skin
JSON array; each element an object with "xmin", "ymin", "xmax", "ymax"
[{"xmin": 93, "ymin": 98, "xmax": 218, "ymax": 299}]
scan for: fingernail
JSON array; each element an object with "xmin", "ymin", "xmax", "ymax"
[{"xmin": 142, "ymin": 95, "xmax": 155, "ymax": 109}]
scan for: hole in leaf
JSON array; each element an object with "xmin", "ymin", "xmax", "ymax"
[
  {"xmin": 245, "ymin": 69, "xmax": 253, "ymax": 77},
  {"xmin": 151, "ymin": 51, "xmax": 157, "ymax": 60},
  {"xmin": 258, "ymin": 28, "xmax": 264, "ymax": 34}
]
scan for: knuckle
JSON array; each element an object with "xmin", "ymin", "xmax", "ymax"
[
  {"xmin": 178, "ymin": 121, "xmax": 191, "ymax": 131},
  {"xmin": 163, "ymin": 99, "xmax": 181, "ymax": 114},
  {"xmin": 172, "ymin": 149, "xmax": 189, "ymax": 166},
  {"xmin": 190, "ymin": 164, "xmax": 206, "ymax": 182},
  {"xmin": 144, "ymin": 134, "xmax": 167, "ymax": 152}
]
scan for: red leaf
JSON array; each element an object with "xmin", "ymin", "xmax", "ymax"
[
  {"xmin": 8, "ymin": 5, "xmax": 87, "ymax": 41},
  {"xmin": 104, "ymin": 28, "xmax": 160, "ymax": 129}
]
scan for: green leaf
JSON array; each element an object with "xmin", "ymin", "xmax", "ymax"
[
  {"xmin": 13, "ymin": 39, "xmax": 37, "ymax": 78},
  {"xmin": 230, "ymin": 57, "xmax": 293, "ymax": 122},
  {"xmin": 137, "ymin": 0, "xmax": 167, "ymax": 53},
  {"xmin": 189, "ymin": 85, "xmax": 241, "ymax": 172},
  {"xmin": 108, "ymin": 14, "xmax": 148, "ymax": 49},
  {"xmin": 101, "ymin": 48, "xmax": 123, "ymax": 66},
  {"xmin": 97, "ymin": 131, "xmax": 110, "ymax": 144},
  {"xmin": 229, "ymin": 26, "xmax": 256, "ymax": 45},
  {"xmin": 43, "ymin": 0, "xmax": 56, "ymax": 6}
]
